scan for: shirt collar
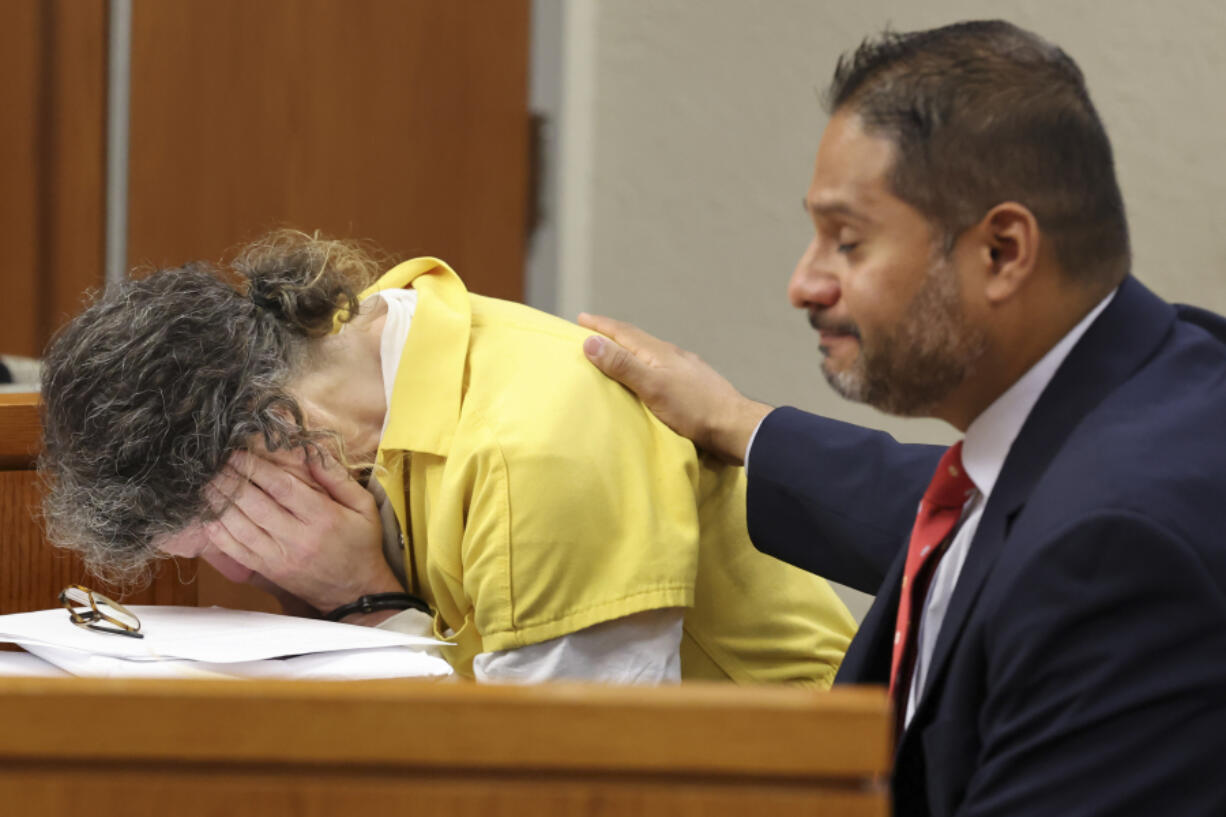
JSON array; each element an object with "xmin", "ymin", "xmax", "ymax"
[
  {"xmin": 962, "ymin": 289, "xmax": 1116, "ymax": 499},
  {"xmin": 359, "ymin": 257, "xmax": 471, "ymax": 458},
  {"xmin": 372, "ymin": 287, "xmax": 419, "ymax": 438}
]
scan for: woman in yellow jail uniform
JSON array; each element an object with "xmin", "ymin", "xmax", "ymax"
[
  {"xmin": 39, "ymin": 231, "xmax": 855, "ymax": 684},
  {"xmin": 367, "ymin": 257, "xmax": 855, "ymax": 682}
]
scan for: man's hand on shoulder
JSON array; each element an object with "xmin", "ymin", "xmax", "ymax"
[{"xmin": 578, "ymin": 313, "xmax": 772, "ymax": 465}]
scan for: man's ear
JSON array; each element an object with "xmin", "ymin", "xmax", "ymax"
[{"xmin": 973, "ymin": 202, "xmax": 1041, "ymax": 304}]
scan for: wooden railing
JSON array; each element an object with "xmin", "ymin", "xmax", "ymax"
[{"xmin": 0, "ymin": 677, "xmax": 891, "ymax": 816}]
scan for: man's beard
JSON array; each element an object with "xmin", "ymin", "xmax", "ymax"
[{"xmin": 819, "ymin": 256, "xmax": 987, "ymax": 417}]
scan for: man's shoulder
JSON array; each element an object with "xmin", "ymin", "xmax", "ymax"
[
  {"xmin": 1018, "ymin": 320, "xmax": 1226, "ymax": 549},
  {"xmin": 1059, "ymin": 289, "xmax": 1226, "ymax": 460},
  {"xmin": 1174, "ymin": 301, "xmax": 1226, "ymax": 346}
]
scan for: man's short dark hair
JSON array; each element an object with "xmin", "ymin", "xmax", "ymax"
[{"xmin": 827, "ymin": 20, "xmax": 1130, "ymax": 288}]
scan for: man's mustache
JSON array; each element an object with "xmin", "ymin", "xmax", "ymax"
[{"xmin": 808, "ymin": 310, "xmax": 861, "ymax": 340}]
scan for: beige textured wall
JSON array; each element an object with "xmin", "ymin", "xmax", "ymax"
[{"xmin": 547, "ymin": 1, "xmax": 1226, "ymax": 618}]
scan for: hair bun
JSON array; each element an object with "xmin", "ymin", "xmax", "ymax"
[
  {"xmin": 233, "ymin": 230, "xmax": 383, "ymax": 337},
  {"xmin": 247, "ymin": 281, "xmax": 286, "ymax": 316}
]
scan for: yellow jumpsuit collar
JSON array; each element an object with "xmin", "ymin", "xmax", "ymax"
[{"xmin": 360, "ymin": 257, "xmax": 471, "ymax": 458}]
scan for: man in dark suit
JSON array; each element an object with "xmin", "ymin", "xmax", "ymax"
[{"xmin": 579, "ymin": 19, "xmax": 1226, "ymax": 817}]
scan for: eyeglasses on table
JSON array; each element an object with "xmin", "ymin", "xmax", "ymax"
[{"xmin": 58, "ymin": 584, "xmax": 144, "ymax": 639}]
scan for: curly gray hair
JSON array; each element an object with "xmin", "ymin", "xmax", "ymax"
[{"xmin": 39, "ymin": 230, "xmax": 383, "ymax": 588}]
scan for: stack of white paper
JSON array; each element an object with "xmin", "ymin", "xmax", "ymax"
[
  {"xmin": 0, "ymin": 606, "xmax": 453, "ymax": 680},
  {"xmin": 0, "ymin": 651, "xmax": 69, "ymax": 677}
]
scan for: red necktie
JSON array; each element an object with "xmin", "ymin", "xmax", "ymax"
[{"xmin": 889, "ymin": 441, "xmax": 975, "ymax": 720}]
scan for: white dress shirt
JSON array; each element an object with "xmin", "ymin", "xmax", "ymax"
[{"xmin": 904, "ymin": 291, "xmax": 1115, "ymax": 726}]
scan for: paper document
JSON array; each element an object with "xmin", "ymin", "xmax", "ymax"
[
  {"xmin": 0, "ymin": 606, "xmax": 453, "ymax": 680},
  {"xmin": 0, "ymin": 650, "xmax": 70, "ymax": 677},
  {"xmin": 19, "ymin": 642, "xmax": 453, "ymax": 680}
]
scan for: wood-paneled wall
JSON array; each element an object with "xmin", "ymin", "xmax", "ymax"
[
  {"xmin": 1, "ymin": 0, "xmax": 529, "ymax": 358},
  {"xmin": 0, "ymin": 1, "xmax": 107, "ymax": 359},
  {"xmin": 127, "ymin": 0, "xmax": 531, "ymax": 298}
]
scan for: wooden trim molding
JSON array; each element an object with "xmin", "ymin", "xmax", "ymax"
[
  {"xmin": 0, "ymin": 393, "xmax": 41, "ymax": 471},
  {"xmin": 0, "ymin": 677, "xmax": 891, "ymax": 816}
]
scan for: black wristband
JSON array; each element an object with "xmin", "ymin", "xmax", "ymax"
[{"xmin": 323, "ymin": 592, "xmax": 431, "ymax": 622}]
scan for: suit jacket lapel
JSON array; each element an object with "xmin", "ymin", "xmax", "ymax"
[
  {"xmin": 839, "ymin": 549, "xmax": 907, "ymax": 682},
  {"xmin": 908, "ymin": 277, "xmax": 1176, "ymax": 723}
]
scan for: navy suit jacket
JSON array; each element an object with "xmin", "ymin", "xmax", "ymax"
[{"xmin": 747, "ymin": 277, "xmax": 1226, "ymax": 816}]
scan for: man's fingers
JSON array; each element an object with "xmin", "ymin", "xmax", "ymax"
[
  {"xmin": 577, "ymin": 312, "xmax": 630, "ymax": 343},
  {"xmin": 583, "ymin": 334, "xmax": 651, "ymax": 393},
  {"xmin": 577, "ymin": 313, "xmax": 665, "ymax": 358}
]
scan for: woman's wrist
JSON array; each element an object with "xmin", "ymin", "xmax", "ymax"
[
  {"xmin": 323, "ymin": 589, "xmax": 431, "ymax": 624},
  {"xmin": 337, "ymin": 608, "xmax": 403, "ymax": 627},
  {"xmin": 314, "ymin": 566, "xmax": 404, "ymax": 617}
]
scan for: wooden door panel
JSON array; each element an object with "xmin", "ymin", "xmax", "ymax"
[
  {"xmin": 128, "ymin": 0, "xmax": 530, "ymax": 300},
  {"xmin": 0, "ymin": 1, "xmax": 106, "ymax": 358}
]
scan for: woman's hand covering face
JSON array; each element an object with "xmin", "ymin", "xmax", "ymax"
[{"xmin": 201, "ymin": 446, "xmax": 402, "ymax": 614}]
